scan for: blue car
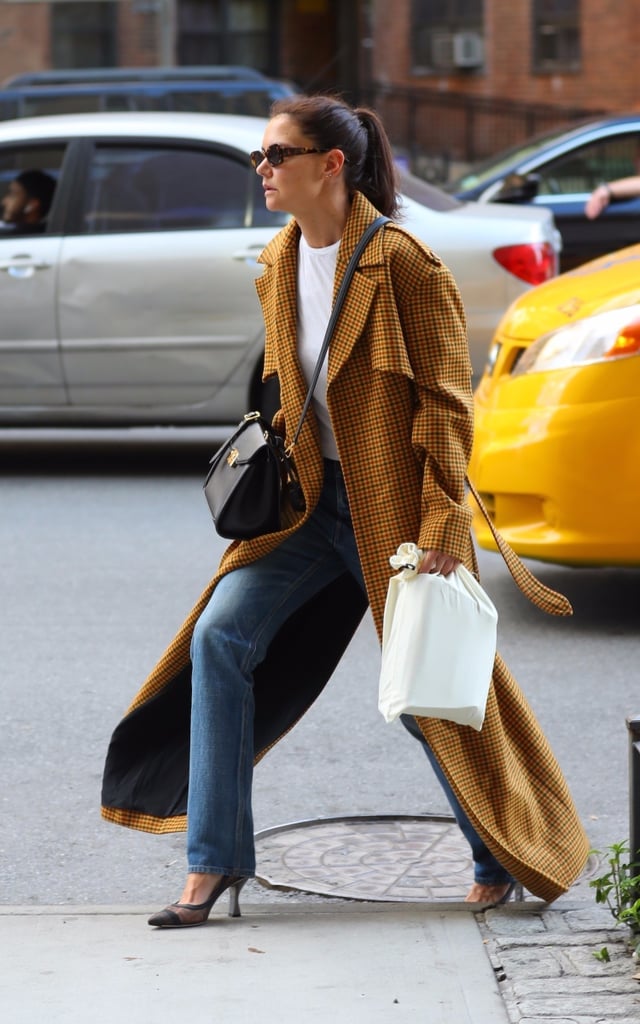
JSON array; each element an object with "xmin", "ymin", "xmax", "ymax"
[
  {"xmin": 0, "ymin": 65, "xmax": 296, "ymax": 123},
  {"xmin": 449, "ymin": 115, "xmax": 640, "ymax": 272}
]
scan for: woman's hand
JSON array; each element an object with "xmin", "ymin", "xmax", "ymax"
[{"xmin": 418, "ymin": 549, "xmax": 461, "ymax": 576}]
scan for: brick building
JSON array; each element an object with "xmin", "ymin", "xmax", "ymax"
[
  {"xmin": 368, "ymin": 0, "xmax": 640, "ymax": 169},
  {"xmin": 0, "ymin": 1, "xmax": 637, "ymax": 170},
  {"xmin": 0, "ymin": 1, "xmax": 355, "ymax": 94}
]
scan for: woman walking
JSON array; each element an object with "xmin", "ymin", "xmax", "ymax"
[{"xmin": 102, "ymin": 95, "xmax": 589, "ymax": 927}]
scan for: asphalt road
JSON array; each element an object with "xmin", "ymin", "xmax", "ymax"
[{"xmin": 1, "ymin": 429, "xmax": 638, "ymax": 906}]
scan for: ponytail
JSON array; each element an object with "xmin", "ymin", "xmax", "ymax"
[{"xmin": 353, "ymin": 107, "xmax": 400, "ymax": 219}]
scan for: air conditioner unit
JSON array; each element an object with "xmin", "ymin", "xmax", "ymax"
[{"xmin": 453, "ymin": 31, "xmax": 484, "ymax": 68}]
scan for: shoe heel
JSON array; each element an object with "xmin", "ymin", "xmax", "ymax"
[{"xmin": 228, "ymin": 877, "xmax": 248, "ymax": 918}]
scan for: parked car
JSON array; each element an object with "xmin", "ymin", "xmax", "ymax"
[
  {"xmin": 0, "ymin": 110, "xmax": 561, "ymax": 427},
  {"xmin": 449, "ymin": 115, "xmax": 640, "ymax": 272},
  {"xmin": 0, "ymin": 66, "xmax": 296, "ymax": 121},
  {"xmin": 469, "ymin": 243, "xmax": 640, "ymax": 567},
  {"xmin": 2, "ymin": 65, "xmax": 271, "ymax": 86}
]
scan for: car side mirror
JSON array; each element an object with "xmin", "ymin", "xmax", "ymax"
[{"xmin": 494, "ymin": 173, "xmax": 541, "ymax": 202}]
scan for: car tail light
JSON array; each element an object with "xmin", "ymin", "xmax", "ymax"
[{"xmin": 492, "ymin": 242, "xmax": 558, "ymax": 285}]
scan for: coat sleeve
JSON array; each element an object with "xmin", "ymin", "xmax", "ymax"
[{"xmin": 395, "ymin": 249, "xmax": 475, "ymax": 559}]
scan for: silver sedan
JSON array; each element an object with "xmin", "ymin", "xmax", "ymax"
[{"xmin": 0, "ymin": 111, "xmax": 560, "ymax": 424}]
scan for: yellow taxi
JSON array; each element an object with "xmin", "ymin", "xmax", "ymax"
[{"xmin": 470, "ymin": 244, "xmax": 640, "ymax": 566}]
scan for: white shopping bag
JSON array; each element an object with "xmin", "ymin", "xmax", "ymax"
[{"xmin": 378, "ymin": 543, "xmax": 498, "ymax": 731}]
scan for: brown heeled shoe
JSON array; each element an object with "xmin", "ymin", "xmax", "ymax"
[
  {"xmin": 148, "ymin": 875, "xmax": 247, "ymax": 928},
  {"xmin": 464, "ymin": 880, "xmax": 517, "ymax": 907}
]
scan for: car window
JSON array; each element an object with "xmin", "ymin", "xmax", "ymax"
[
  {"xmin": 0, "ymin": 143, "xmax": 66, "ymax": 235},
  {"xmin": 165, "ymin": 85, "xmax": 293, "ymax": 117},
  {"xmin": 448, "ymin": 124, "xmax": 580, "ymax": 192},
  {"xmin": 536, "ymin": 133, "xmax": 640, "ymax": 195},
  {"xmin": 0, "ymin": 96, "xmax": 19, "ymax": 120},
  {"xmin": 20, "ymin": 93, "xmax": 107, "ymax": 117},
  {"xmin": 82, "ymin": 144, "xmax": 253, "ymax": 233}
]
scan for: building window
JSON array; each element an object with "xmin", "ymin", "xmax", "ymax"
[
  {"xmin": 533, "ymin": 0, "xmax": 581, "ymax": 72},
  {"xmin": 177, "ymin": 0, "xmax": 274, "ymax": 72},
  {"xmin": 51, "ymin": 1, "xmax": 118, "ymax": 69},
  {"xmin": 411, "ymin": 0, "xmax": 484, "ymax": 74}
]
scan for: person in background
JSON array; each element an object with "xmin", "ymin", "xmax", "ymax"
[
  {"xmin": 585, "ymin": 174, "xmax": 640, "ymax": 219},
  {"xmin": 0, "ymin": 168, "xmax": 56, "ymax": 233}
]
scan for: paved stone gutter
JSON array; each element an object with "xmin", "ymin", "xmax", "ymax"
[{"xmin": 478, "ymin": 903, "xmax": 640, "ymax": 1024}]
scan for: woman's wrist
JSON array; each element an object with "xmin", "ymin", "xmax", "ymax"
[{"xmin": 601, "ymin": 183, "xmax": 613, "ymax": 202}]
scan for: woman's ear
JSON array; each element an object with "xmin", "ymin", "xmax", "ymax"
[{"xmin": 323, "ymin": 149, "xmax": 346, "ymax": 178}]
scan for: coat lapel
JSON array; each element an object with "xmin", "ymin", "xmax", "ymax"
[
  {"xmin": 255, "ymin": 221, "xmax": 312, "ymax": 431},
  {"xmin": 256, "ymin": 220, "xmax": 299, "ymax": 383},
  {"xmin": 327, "ymin": 195, "xmax": 386, "ymax": 384},
  {"xmin": 257, "ymin": 196, "xmax": 390, "ymax": 392}
]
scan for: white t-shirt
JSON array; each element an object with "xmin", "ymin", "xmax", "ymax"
[{"xmin": 296, "ymin": 234, "xmax": 340, "ymax": 460}]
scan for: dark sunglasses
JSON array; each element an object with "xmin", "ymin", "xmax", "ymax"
[{"xmin": 250, "ymin": 144, "xmax": 329, "ymax": 169}]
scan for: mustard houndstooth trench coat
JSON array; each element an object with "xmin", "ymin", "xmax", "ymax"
[{"xmin": 101, "ymin": 193, "xmax": 589, "ymax": 902}]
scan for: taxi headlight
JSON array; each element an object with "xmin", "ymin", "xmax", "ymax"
[
  {"xmin": 485, "ymin": 341, "xmax": 501, "ymax": 375},
  {"xmin": 512, "ymin": 306, "xmax": 640, "ymax": 376}
]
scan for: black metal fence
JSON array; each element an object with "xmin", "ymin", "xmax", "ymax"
[{"xmin": 369, "ymin": 85, "xmax": 607, "ymax": 183}]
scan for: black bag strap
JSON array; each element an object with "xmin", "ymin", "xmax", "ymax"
[{"xmin": 287, "ymin": 214, "xmax": 389, "ymax": 453}]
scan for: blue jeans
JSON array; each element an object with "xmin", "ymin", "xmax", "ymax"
[
  {"xmin": 187, "ymin": 459, "xmax": 512, "ymax": 886},
  {"xmin": 399, "ymin": 714, "xmax": 512, "ymax": 885}
]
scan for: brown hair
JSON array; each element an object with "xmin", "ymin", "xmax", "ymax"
[
  {"xmin": 16, "ymin": 168, "xmax": 56, "ymax": 216},
  {"xmin": 270, "ymin": 94, "xmax": 400, "ymax": 219}
]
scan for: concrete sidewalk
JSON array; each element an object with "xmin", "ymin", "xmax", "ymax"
[
  {"xmin": 4, "ymin": 814, "xmax": 639, "ymax": 1022},
  {"xmin": 0, "ymin": 902, "xmax": 508, "ymax": 1024}
]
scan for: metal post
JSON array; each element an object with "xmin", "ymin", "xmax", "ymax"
[
  {"xmin": 627, "ymin": 716, "xmax": 640, "ymax": 866},
  {"xmin": 158, "ymin": 0, "xmax": 175, "ymax": 66}
]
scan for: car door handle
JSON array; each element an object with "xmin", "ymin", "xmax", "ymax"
[
  {"xmin": 0, "ymin": 255, "xmax": 53, "ymax": 277},
  {"xmin": 232, "ymin": 245, "xmax": 268, "ymax": 262}
]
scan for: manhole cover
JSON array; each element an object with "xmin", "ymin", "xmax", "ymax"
[
  {"xmin": 255, "ymin": 814, "xmax": 601, "ymax": 903},
  {"xmin": 255, "ymin": 814, "xmax": 473, "ymax": 901}
]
